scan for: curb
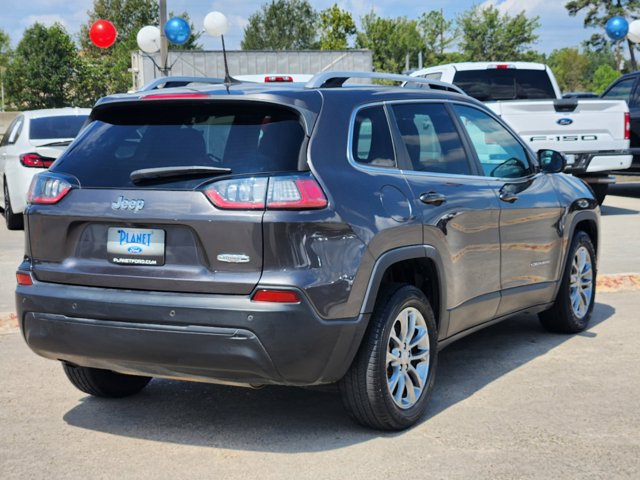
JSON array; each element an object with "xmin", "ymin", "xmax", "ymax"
[{"xmin": 0, "ymin": 274, "xmax": 637, "ymax": 334}]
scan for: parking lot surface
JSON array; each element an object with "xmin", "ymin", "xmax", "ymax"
[{"xmin": 1, "ymin": 181, "xmax": 639, "ymax": 479}]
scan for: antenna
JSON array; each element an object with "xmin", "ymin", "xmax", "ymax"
[{"xmin": 204, "ymin": 12, "xmax": 239, "ymax": 86}]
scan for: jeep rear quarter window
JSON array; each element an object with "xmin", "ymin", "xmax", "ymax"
[
  {"xmin": 453, "ymin": 69, "xmax": 556, "ymax": 101},
  {"xmin": 53, "ymin": 102, "xmax": 305, "ymax": 189}
]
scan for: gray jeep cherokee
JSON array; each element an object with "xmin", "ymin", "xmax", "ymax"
[{"xmin": 16, "ymin": 72, "xmax": 599, "ymax": 430}]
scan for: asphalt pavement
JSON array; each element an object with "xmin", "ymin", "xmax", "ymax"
[{"xmin": 0, "ymin": 181, "xmax": 639, "ymax": 479}]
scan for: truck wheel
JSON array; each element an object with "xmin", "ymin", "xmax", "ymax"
[
  {"xmin": 540, "ymin": 231, "xmax": 596, "ymax": 333},
  {"xmin": 3, "ymin": 181, "xmax": 24, "ymax": 230},
  {"xmin": 62, "ymin": 363, "xmax": 151, "ymax": 398},
  {"xmin": 339, "ymin": 284, "xmax": 437, "ymax": 430},
  {"xmin": 588, "ymin": 183, "xmax": 608, "ymax": 205}
]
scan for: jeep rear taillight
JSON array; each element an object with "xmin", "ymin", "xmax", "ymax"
[
  {"xmin": 625, "ymin": 112, "xmax": 631, "ymax": 140},
  {"xmin": 204, "ymin": 174, "xmax": 327, "ymax": 210},
  {"xmin": 27, "ymin": 173, "xmax": 73, "ymax": 205},
  {"xmin": 20, "ymin": 153, "xmax": 55, "ymax": 168}
]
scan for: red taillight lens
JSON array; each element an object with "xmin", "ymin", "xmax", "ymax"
[
  {"xmin": 20, "ymin": 153, "xmax": 55, "ymax": 168},
  {"xmin": 203, "ymin": 174, "xmax": 327, "ymax": 210},
  {"xmin": 27, "ymin": 173, "xmax": 73, "ymax": 205},
  {"xmin": 16, "ymin": 272, "xmax": 33, "ymax": 286},
  {"xmin": 252, "ymin": 289, "xmax": 301, "ymax": 303},
  {"xmin": 264, "ymin": 76, "xmax": 293, "ymax": 82},
  {"xmin": 625, "ymin": 112, "xmax": 631, "ymax": 140}
]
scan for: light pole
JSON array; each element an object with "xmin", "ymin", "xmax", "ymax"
[{"xmin": 159, "ymin": 0, "xmax": 169, "ymax": 75}]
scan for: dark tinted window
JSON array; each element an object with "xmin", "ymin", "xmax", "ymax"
[
  {"xmin": 454, "ymin": 105, "xmax": 532, "ymax": 178},
  {"xmin": 453, "ymin": 69, "xmax": 556, "ymax": 101},
  {"xmin": 53, "ymin": 102, "xmax": 305, "ymax": 188},
  {"xmin": 352, "ymin": 106, "xmax": 396, "ymax": 168},
  {"xmin": 391, "ymin": 103, "xmax": 471, "ymax": 175},
  {"xmin": 29, "ymin": 115, "xmax": 88, "ymax": 139},
  {"xmin": 602, "ymin": 77, "xmax": 636, "ymax": 102}
]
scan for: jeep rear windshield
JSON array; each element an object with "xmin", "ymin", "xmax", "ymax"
[
  {"xmin": 52, "ymin": 101, "xmax": 306, "ymax": 188},
  {"xmin": 452, "ymin": 69, "xmax": 556, "ymax": 101}
]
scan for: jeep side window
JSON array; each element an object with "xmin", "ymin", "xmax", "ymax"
[
  {"xmin": 391, "ymin": 103, "xmax": 471, "ymax": 175},
  {"xmin": 352, "ymin": 106, "xmax": 396, "ymax": 168},
  {"xmin": 602, "ymin": 78, "xmax": 636, "ymax": 102},
  {"xmin": 453, "ymin": 105, "xmax": 532, "ymax": 178}
]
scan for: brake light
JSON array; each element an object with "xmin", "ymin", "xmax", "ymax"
[
  {"xmin": 264, "ymin": 75, "xmax": 294, "ymax": 83},
  {"xmin": 203, "ymin": 174, "xmax": 327, "ymax": 210},
  {"xmin": 16, "ymin": 272, "xmax": 33, "ymax": 286},
  {"xmin": 252, "ymin": 289, "xmax": 301, "ymax": 303},
  {"xmin": 20, "ymin": 153, "xmax": 55, "ymax": 168},
  {"xmin": 489, "ymin": 64, "xmax": 514, "ymax": 70},
  {"xmin": 27, "ymin": 173, "xmax": 72, "ymax": 204},
  {"xmin": 142, "ymin": 93, "xmax": 209, "ymax": 100},
  {"xmin": 625, "ymin": 112, "xmax": 631, "ymax": 140}
]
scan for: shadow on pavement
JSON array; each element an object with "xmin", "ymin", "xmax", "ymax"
[
  {"xmin": 63, "ymin": 302, "xmax": 615, "ymax": 452},
  {"xmin": 600, "ymin": 204, "xmax": 639, "ymax": 216}
]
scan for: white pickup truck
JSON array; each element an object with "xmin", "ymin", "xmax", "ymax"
[{"xmin": 411, "ymin": 62, "xmax": 632, "ymax": 203}]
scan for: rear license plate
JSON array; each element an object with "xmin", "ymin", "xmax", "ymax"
[{"xmin": 107, "ymin": 227, "xmax": 165, "ymax": 266}]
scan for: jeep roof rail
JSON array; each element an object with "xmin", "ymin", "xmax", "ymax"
[
  {"xmin": 304, "ymin": 71, "xmax": 465, "ymax": 94},
  {"xmin": 137, "ymin": 76, "xmax": 225, "ymax": 92}
]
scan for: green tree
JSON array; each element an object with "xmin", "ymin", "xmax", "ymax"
[
  {"xmin": 78, "ymin": 0, "xmax": 201, "ymax": 100},
  {"xmin": 5, "ymin": 23, "xmax": 79, "ymax": 109},
  {"xmin": 591, "ymin": 64, "xmax": 620, "ymax": 93},
  {"xmin": 0, "ymin": 29, "xmax": 11, "ymax": 69},
  {"xmin": 319, "ymin": 4, "xmax": 356, "ymax": 50},
  {"xmin": 547, "ymin": 48, "xmax": 591, "ymax": 92},
  {"xmin": 356, "ymin": 13, "xmax": 423, "ymax": 73},
  {"xmin": 566, "ymin": 0, "xmax": 640, "ymax": 69},
  {"xmin": 418, "ymin": 10, "xmax": 456, "ymax": 65},
  {"xmin": 241, "ymin": 0, "xmax": 319, "ymax": 49},
  {"xmin": 457, "ymin": 5, "xmax": 541, "ymax": 61}
]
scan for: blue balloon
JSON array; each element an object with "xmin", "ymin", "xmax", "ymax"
[
  {"xmin": 164, "ymin": 17, "xmax": 191, "ymax": 45},
  {"xmin": 605, "ymin": 16, "xmax": 629, "ymax": 41}
]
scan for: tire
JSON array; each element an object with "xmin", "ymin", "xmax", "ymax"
[
  {"xmin": 339, "ymin": 284, "xmax": 438, "ymax": 430},
  {"xmin": 540, "ymin": 231, "xmax": 596, "ymax": 333},
  {"xmin": 588, "ymin": 183, "xmax": 608, "ymax": 205},
  {"xmin": 62, "ymin": 363, "xmax": 151, "ymax": 398},
  {"xmin": 3, "ymin": 181, "xmax": 24, "ymax": 230}
]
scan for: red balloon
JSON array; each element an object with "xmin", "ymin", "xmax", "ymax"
[{"xmin": 89, "ymin": 19, "xmax": 117, "ymax": 48}]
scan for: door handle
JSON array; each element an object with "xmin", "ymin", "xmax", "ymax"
[
  {"xmin": 419, "ymin": 192, "xmax": 446, "ymax": 206},
  {"xmin": 499, "ymin": 191, "xmax": 518, "ymax": 203}
]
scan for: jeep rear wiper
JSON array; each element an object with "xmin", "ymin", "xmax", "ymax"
[{"xmin": 130, "ymin": 166, "xmax": 232, "ymax": 184}]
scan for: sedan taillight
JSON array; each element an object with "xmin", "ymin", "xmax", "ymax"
[{"xmin": 20, "ymin": 152, "xmax": 55, "ymax": 168}]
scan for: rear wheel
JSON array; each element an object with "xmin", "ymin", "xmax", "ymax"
[
  {"xmin": 3, "ymin": 181, "xmax": 24, "ymax": 230},
  {"xmin": 62, "ymin": 363, "xmax": 151, "ymax": 398},
  {"xmin": 339, "ymin": 284, "xmax": 438, "ymax": 430},
  {"xmin": 540, "ymin": 231, "xmax": 596, "ymax": 333}
]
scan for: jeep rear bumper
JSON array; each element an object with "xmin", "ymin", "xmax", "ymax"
[{"xmin": 16, "ymin": 279, "xmax": 369, "ymax": 386}]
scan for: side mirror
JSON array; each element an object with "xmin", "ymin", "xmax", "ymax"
[{"xmin": 538, "ymin": 149, "xmax": 566, "ymax": 174}]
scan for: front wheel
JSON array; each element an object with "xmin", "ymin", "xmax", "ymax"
[
  {"xmin": 540, "ymin": 231, "xmax": 596, "ymax": 333},
  {"xmin": 339, "ymin": 284, "xmax": 438, "ymax": 430},
  {"xmin": 62, "ymin": 363, "xmax": 151, "ymax": 398}
]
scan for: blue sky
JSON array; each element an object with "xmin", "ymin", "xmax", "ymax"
[{"xmin": 0, "ymin": 0, "xmax": 595, "ymax": 53}]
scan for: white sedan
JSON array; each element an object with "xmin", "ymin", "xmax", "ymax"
[{"xmin": 1, "ymin": 108, "xmax": 90, "ymax": 229}]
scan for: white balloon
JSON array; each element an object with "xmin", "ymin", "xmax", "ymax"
[
  {"xmin": 204, "ymin": 11, "xmax": 229, "ymax": 37},
  {"xmin": 628, "ymin": 19, "xmax": 640, "ymax": 43},
  {"xmin": 137, "ymin": 25, "xmax": 161, "ymax": 53}
]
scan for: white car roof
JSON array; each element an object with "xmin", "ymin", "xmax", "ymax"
[
  {"xmin": 21, "ymin": 107, "xmax": 92, "ymax": 119},
  {"xmin": 412, "ymin": 62, "xmax": 547, "ymax": 77}
]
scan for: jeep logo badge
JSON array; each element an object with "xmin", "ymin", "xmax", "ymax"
[
  {"xmin": 112, "ymin": 196, "xmax": 145, "ymax": 212},
  {"xmin": 557, "ymin": 118, "xmax": 573, "ymax": 126}
]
